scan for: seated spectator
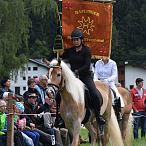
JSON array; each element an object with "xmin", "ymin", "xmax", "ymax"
[
  {"xmin": 0, "ymin": 100, "xmax": 25, "ymax": 146},
  {"xmin": 23, "ymin": 78, "xmax": 39, "ymax": 102},
  {"xmin": 15, "ymin": 102, "xmax": 40, "ymax": 146},
  {"xmin": 35, "ymin": 75, "xmax": 49, "ymax": 106},
  {"xmin": 0, "ymin": 77, "xmax": 13, "ymax": 100},
  {"xmin": 24, "ymin": 93, "xmax": 63, "ymax": 146}
]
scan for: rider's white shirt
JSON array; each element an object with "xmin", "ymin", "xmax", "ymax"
[
  {"xmin": 94, "ymin": 59, "xmax": 118, "ymax": 83},
  {"xmin": 94, "ymin": 59, "xmax": 124, "ymax": 107}
]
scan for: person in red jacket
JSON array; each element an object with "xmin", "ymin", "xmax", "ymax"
[{"xmin": 130, "ymin": 78, "xmax": 146, "ymax": 139}]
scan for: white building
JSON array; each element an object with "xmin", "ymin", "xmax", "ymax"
[
  {"xmin": 119, "ymin": 63, "xmax": 146, "ymax": 90},
  {"xmin": 125, "ymin": 65, "xmax": 146, "ymax": 89},
  {"xmin": 10, "ymin": 59, "xmax": 48, "ymax": 95}
]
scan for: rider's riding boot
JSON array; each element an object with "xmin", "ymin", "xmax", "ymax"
[{"xmin": 114, "ymin": 98, "xmax": 122, "ymax": 121}]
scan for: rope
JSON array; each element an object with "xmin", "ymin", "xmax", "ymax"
[{"xmin": 6, "ymin": 112, "xmax": 56, "ymax": 116}]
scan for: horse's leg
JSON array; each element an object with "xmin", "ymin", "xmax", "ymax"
[
  {"xmin": 121, "ymin": 114, "xmax": 129, "ymax": 139},
  {"xmin": 85, "ymin": 121, "xmax": 97, "ymax": 146},
  {"xmin": 122, "ymin": 113, "xmax": 133, "ymax": 145},
  {"xmin": 109, "ymin": 107, "xmax": 124, "ymax": 146},
  {"xmin": 101, "ymin": 124, "xmax": 110, "ymax": 146},
  {"xmin": 69, "ymin": 120, "xmax": 81, "ymax": 146}
]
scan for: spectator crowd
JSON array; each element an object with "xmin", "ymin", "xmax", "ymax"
[
  {"xmin": 0, "ymin": 75, "xmax": 146, "ymax": 146},
  {"xmin": 0, "ymin": 76, "xmax": 70, "ymax": 146}
]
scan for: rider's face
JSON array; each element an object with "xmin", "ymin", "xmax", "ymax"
[{"xmin": 72, "ymin": 38, "xmax": 82, "ymax": 47}]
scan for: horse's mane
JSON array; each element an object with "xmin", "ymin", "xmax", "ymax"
[
  {"xmin": 50, "ymin": 59, "xmax": 84, "ymax": 104},
  {"xmin": 61, "ymin": 61, "xmax": 85, "ymax": 104}
]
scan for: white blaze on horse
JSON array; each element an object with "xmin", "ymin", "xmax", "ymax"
[{"xmin": 45, "ymin": 58, "xmax": 125, "ymax": 146}]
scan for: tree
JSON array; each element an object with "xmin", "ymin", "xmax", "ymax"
[
  {"xmin": 0, "ymin": 0, "xmax": 30, "ymax": 79},
  {"xmin": 113, "ymin": 0, "xmax": 146, "ymax": 65},
  {"xmin": 28, "ymin": 0, "xmax": 58, "ymax": 59},
  {"xmin": 0, "ymin": 0, "xmax": 58, "ymax": 78}
]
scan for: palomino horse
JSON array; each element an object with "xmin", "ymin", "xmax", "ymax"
[
  {"xmin": 117, "ymin": 87, "xmax": 133, "ymax": 144},
  {"xmin": 46, "ymin": 58, "xmax": 124, "ymax": 146}
]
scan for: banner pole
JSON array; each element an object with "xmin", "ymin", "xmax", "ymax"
[{"xmin": 53, "ymin": 0, "xmax": 63, "ymax": 58}]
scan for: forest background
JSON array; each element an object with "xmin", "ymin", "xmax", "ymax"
[{"xmin": 0, "ymin": 0, "xmax": 146, "ymax": 78}]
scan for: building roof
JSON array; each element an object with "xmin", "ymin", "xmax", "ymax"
[{"xmin": 29, "ymin": 59, "xmax": 49, "ymax": 68}]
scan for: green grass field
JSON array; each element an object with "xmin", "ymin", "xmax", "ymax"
[{"xmin": 80, "ymin": 128, "xmax": 146, "ymax": 146}]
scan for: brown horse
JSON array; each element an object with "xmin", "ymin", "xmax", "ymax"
[
  {"xmin": 46, "ymin": 59, "xmax": 124, "ymax": 146},
  {"xmin": 117, "ymin": 87, "xmax": 133, "ymax": 145}
]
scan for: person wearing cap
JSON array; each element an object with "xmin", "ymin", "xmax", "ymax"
[
  {"xmin": 94, "ymin": 57, "xmax": 124, "ymax": 121},
  {"xmin": 23, "ymin": 78, "xmax": 39, "ymax": 102},
  {"xmin": 130, "ymin": 78, "xmax": 146, "ymax": 139},
  {"xmin": 61, "ymin": 28, "xmax": 105, "ymax": 134},
  {"xmin": 24, "ymin": 93, "xmax": 63, "ymax": 146},
  {"xmin": 15, "ymin": 102, "xmax": 41, "ymax": 146}
]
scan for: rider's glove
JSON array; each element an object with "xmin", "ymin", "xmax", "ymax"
[
  {"xmin": 74, "ymin": 70, "xmax": 79, "ymax": 77},
  {"xmin": 74, "ymin": 70, "xmax": 79, "ymax": 75},
  {"xmin": 103, "ymin": 79, "xmax": 108, "ymax": 84}
]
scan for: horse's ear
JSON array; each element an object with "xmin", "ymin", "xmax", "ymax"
[
  {"xmin": 57, "ymin": 57, "xmax": 61, "ymax": 66},
  {"xmin": 42, "ymin": 58, "xmax": 50, "ymax": 66}
]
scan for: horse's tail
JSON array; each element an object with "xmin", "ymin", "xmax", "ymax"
[
  {"xmin": 124, "ymin": 112, "xmax": 134, "ymax": 146},
  {"xmin": 109, "ymin": 107, "xmax": 124, "ymax": 146}
]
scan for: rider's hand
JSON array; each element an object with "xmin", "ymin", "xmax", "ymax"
[
  {"xmin": 75, "ymin": 70, "xmax": 78, "ymax": 74},
  {"xmin": 74, "ymin": 70, "xmax": 79, "ymax": 78},
  {"xmin": 103, "ymin": 79, "xmax": 108, "ymax": 84}
]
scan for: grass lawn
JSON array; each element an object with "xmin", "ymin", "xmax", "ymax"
[{"xmin": 80, "ymin": 128, "xmax": 146, "ymax": 146}]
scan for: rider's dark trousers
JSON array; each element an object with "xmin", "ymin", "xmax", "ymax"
[{"xmin": 80, "ymin": 75, "xmax": 103, "ymax": 115}]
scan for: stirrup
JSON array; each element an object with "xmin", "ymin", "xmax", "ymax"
[
  {"xmin": 97, "ymin": 115, "xmax": 106, "ymax": 125},
  {"xmin": 99, "ymin": 124, "xmax": 105, "ymax": 136},
  {"xmin": 117, "ymin": 112, "xmax": 122, "ymax": 121}
]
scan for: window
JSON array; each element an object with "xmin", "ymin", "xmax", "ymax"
[
  {"xmin": 23, "ymin": 77, "xmax": 26, "ymax": 80},
  {"xmin": 15, "ymin": 87, "xmax": 20, "ymax": 95},
  {"xmin": 28, "ymin": 67, "xmax": 31, "ymax": 71},
  {"xmin": 28, "ymin": 76, "xmax": 31, "ymax": 79},
  {"xmin": 33, "ymin": 67, "xmax": 38, "ymax": 71},
  {"xmin": 23, "ymin": 87, "xmax": 26, "ymax": 91}
]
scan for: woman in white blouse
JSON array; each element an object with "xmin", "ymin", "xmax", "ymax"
[{"xmin": 94, "ymin": 57, "xmax": 124, "ymax": 120}]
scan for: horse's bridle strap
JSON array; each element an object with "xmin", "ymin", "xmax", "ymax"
[
  {"xmin": 47, "ymin": 83, "xmax": 59, "ymax": 99},
  {"xmin": 48, "ymin": 65, "xmax": 62, "ymax": 69}
]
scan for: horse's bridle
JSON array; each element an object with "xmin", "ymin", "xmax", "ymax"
[
  {"xmin": 48, "ymin": 64, "xmax": 64, "ymax": 92},
  {"xmin": 46, "ymin": 83, "xmax": 59, "ymax": 100}
]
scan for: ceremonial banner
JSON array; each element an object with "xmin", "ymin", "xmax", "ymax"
[{"xmin": 62, "ymin": 0, "xmax": 113, "ymax": 58}]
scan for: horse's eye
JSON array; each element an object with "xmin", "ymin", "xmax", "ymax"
[{"xmin": 57, "ymin": 74, "xmax": 61, "ymax": 77}]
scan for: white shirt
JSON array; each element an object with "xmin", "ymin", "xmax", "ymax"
[{"xmin": 94, "ymin": 59, "xmax": 118, "ymax": 83}]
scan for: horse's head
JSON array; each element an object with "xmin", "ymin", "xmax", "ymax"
[{"xmin": 44, "ymin": 58, "xmax": 63, "ymax": 87}]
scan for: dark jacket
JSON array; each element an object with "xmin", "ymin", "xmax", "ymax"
[
  {"xmin": 61, "ymin": 45, "xmax": 92, "ymax": 77},
  {"xmin": 24, "ymin": 101, "xmax": 50, "ymax": 128}
]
